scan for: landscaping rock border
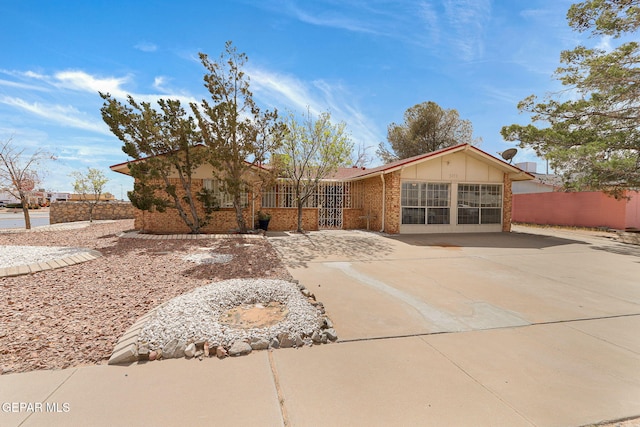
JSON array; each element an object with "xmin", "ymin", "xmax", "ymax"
[{"xmin": 108, "ymin": 279, "xmax": 337, "ymax": 365}]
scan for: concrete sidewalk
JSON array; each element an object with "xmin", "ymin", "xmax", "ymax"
[{"xmin": 2, "ymin": 226, "xmax": 640, "ymax": 426}]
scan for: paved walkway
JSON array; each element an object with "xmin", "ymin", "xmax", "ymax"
[
  {"xmin": 0, "ymin": 221, "xmax": 107, "ymax": 277},
  {"xmin": 0, "ymin": 250, "xmax": 102, "ymax": 278},
  {"xmin": 1, "ymin": 226, "xmax": 640, "ymax": 426}
]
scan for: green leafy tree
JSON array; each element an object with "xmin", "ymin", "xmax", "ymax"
[
  {"xmin": 100, "ymin": 95, "xmax": 211, "ymax": 233},
  {"xmin": 191, "ymin": 41, "xmax": 285, "ymax": 233},
  {"xmin": 377, "ymin": 101, "xmax": 479, "ymax": 163},
  {"xmin": 70, "ymin": 167, "xmax": 109, "ymax": 222},
  {"xmin": 0, "ymin": 137, "xmax": 54, "ymax": 229},
  {"xmin": 501, "ymin": 0, "xmax": 640, "ymax": 198},
  {"xmin": 278, "ymin": 109, "xmax": 353, "ymax": 232}
]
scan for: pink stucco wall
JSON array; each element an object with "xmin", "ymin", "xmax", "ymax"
[
  {"xmin": 626, "ymin": 192, "xmax": 640, "ymax": 229},
  {"xmin": 512, "ymin": 191, "xmax": 640, "ymax": 230}
]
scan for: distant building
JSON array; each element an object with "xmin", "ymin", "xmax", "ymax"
[
  {"xmin": 0, "ymin": 191, "xmax": 20, "ymax": 205},
  {"xmin": 0, "ymin": 190, "xmax": 71, "ymax": 206},
  {"xmin": 511, "ymin": 162, "xmax": 562, "ymax": 194},
  {"xmin": 68, "ymin": 193, "xmax": 115, "ymax": 202},
  {"xmin": 48, "ymin": 192, "xmax": 70, "ymax": 202}
]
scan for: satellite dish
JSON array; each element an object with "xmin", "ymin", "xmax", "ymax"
[{"xmin": 500, "ymin": 148, "xmax": 518, "ymax": 163}]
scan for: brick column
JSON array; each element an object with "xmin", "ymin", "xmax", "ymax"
[{"xmin": 502, "ymin": 173, "xmax": 513, "ymax": 232}]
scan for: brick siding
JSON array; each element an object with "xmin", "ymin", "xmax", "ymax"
[{"xmin": 502, "ymin": 173, "xmax": 513, "ymax": 232}]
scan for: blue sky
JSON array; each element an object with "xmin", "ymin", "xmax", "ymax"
[{"xmin": 1, "ymin": 0, "xmax": 595, "ymax": 197}]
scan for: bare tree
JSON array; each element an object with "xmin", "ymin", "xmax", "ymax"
[
  {"xmin": 70, "ymin": 167, "xmax": 109, "ymax": 222},
  {"xmin": 353, "ymin": 142, "xmax": 374, "ymax": 168},
  {"xmin": 278, "ymin": 110, "xmax": 353, "ymax": 232},
  {"xmin": 0, "ymin": 137, "xmax": 55, "ymax": 229}
]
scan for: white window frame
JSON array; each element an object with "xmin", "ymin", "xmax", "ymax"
[
  {"xmin": 401, "ymin": 181, "xmax": 451, "ymax": 225},
  {"xmin": 456, "ymin": 183, "xmax": 502, "ymax": 225},
  {"xmin": 203, "ymin": 179, "xmax": 248, "ymax": 208}
]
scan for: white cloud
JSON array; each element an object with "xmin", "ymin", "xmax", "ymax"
[
  {"xmin": 53, "ymin": 70, "xmax": 130, "ymax": 97},
  {"xmin": 286, "ymin": 2, "xmax": 381, "ymax": 35},
  {"xmin": 0, "ymin": 79, "xmax": 49, "ymax": 91},
  {"xmin": 520, "ymin": 8, "xmax": 550, "ymax": 19},
  {"xmin": 442, "ymin": 0, "xmax": 491, "ymax": 61},
  {"xmin": 595, "ymin": 35, "xmax": 612, "ymax": 52},
  {"xmin": 248, "ymin": 65, "xmax": 383, "ymax": 150},
  {"xmin": 249, "ymin": 67, "xmax": 320, "ymax": 114},
  {"xmin": 0, "ymin": 96, "xmax": 110, "ymax": 135},
  {"xmin": 481, "ymin": 85, "xmax": 522, "ymax": 105},
  {"xmin": 134, "ymin": 42, "xmax": 158, "ymax": 52},
  {"xmin": 418, "ymin": 1, "xmax": 441, "ymax": 44}
]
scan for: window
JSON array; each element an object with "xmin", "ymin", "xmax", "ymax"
[
  {"xmin": 261, "ymin": 181, "xmax": 364, "ymax": 209},
  {"xmin": 426, "ymin": 183, "xmax": 450, "ymax": 224},
  {"xmin": 203, "ymin": 179, "xmax": 248, "ymax": 208},
  {"xmin": 457, "ymin": 184, "xmax": 502, "ymax": 224},
  {"xmin": 401, "ymin": 182, "xmax": 450, "ymax": 225}
]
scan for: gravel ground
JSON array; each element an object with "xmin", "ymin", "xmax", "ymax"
[
  {"xmin": 140, "ymin": 278, "xmax": 321, "ymax": 350},
  {"xmin": 0, "ymin": 220, "xmax": 291, "ymax": 374}
]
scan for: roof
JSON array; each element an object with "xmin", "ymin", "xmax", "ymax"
[
  {"xmin": 110, "ymin": 143, "xmax": 534, "ymax": 182},
  {"xmin": 330, "ymin": 144, "xmax": 534, "ymax": 182},
  {"xmin": 109, "ymin": 144, "xmax": 269, "ymax": 176}
]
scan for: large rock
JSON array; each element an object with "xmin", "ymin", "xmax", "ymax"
[
  {"xmin": 163, "ymin": 339, "xmax": 187, "ymax": 359},
  {"xmin": 229, "ymin": 341, "xmax": 252, "ymax": 356},
  {"xmin": 184, "ymin": 343, "xmax": 196, "ymax": 358},
  {"xmin": 137, "ymin": 342, "xmax": 150, "ymax": 357},
  {"xmin": 324, "ymin": 328, "xmax": 338, "ymax": 341},
  {"xmin": 278, "ymin": 333, "xmax": 294, "ymax": 348},
  {"xmin": 250, "ymin": 338, "xmax": 270, "ymax": 350},
  {"xmin": 216, "ymin": 346, "xmax": 228, "ymax": 359}
]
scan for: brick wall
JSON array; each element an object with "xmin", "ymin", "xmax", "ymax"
[
  {"xmin": 361, "ymin": 176, "xmax": 383, "ymax": 232},
  {"xmin": 50, "ymin": 201, "xmax": 135, "ymax": 224},
  {"xmin": 343, "ymin": 208, "xmax": 367, "ymax": 230},
  {"xmin": 133, "ymin": 178, "xmax": 261, "ymax": 233},
  {"xmin": 502, "ymin": 173, "xmax": 513, "ymax": 232},
  {"xmin": 384, "ymin": 172, "xmax": 401, "ymax": 234},
  {"xmin": 260, "ymin": 208, "xmax": 318, "ymax": 232},
  {"xmin": 128, "ymin": 174, "xmax": 406, "ymax": 234}
]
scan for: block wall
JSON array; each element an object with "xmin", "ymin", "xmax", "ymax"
[{"xmin": 50, "ymin": 201, "xmax": 135, "ymax": 224}]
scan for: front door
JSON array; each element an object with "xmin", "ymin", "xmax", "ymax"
[{"xmin": 318, "ymin": 183, "xmax": 343, "ymax": 229}]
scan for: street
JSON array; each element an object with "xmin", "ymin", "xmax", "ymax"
[{"xmin": 0, "ymin": 209, "xmax": 50, "ymax": 229}]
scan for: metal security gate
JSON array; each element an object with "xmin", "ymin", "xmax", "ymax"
[{"xmin": 318, "ymin": 183, "xmax": 343, "ymax": 229}]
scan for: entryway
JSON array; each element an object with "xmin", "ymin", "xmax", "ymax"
[{"xmin": 318, "ymin": 183, "xmax": 343, "ymax": 229}]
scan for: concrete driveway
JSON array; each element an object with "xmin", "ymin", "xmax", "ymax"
[
  {"xmin": 3, "ymin": 226, "xmax": 639, "ymax": 427},
  {"xmin": 269, "ymin": 226, "xmax": 640, "ymax": 426}
]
